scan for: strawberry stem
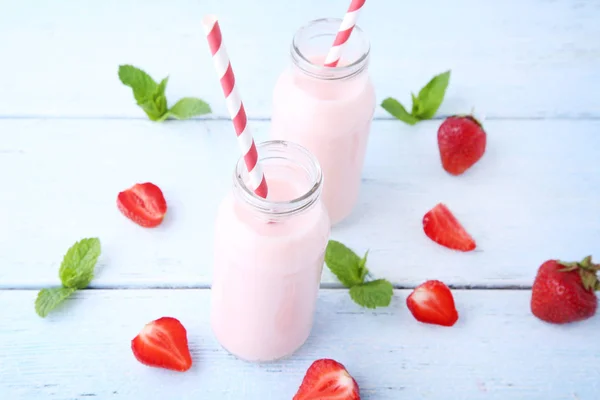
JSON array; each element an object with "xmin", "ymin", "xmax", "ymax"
[{"xmin": 558, "ymin": 256, "xmax": 599, "ymax": 292}]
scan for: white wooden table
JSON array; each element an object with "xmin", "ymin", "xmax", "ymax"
[{"xmin": 1, "ymin": 0, "xmax": 599, "ymax": 399}]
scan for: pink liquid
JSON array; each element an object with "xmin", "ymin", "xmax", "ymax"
[
  {"xmin": 210, "ymin": 165, "xmax": 330, "ymax": 362},
  {"xmin": 270, "ymin": 56, "xmax": 376, "ymax": 225}
]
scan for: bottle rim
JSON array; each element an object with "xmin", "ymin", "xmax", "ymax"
[
  {"xmin": 291, "ymin": 18, "xmax": 371, "ymax": 81},
  {"xmin": 232, "ymin": 140, "xmax": 323, "ymax": 219}
]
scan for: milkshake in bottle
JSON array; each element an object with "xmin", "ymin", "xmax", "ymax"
[
  {"xmin": 211, "ymin": 140, "xmax": 330, "ymax": 362},
  {"xmin": 271, "ymin": 18, "xmax": 376, "ymax": 225}
]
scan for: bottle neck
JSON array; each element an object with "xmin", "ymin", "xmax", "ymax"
[
  {"xmin": 232, "ymin": 140, "xmax": 323, "ymax": 221},
  {"xmin": 290, "ymin": 18, "xmax": 370, "ymax": 81}
]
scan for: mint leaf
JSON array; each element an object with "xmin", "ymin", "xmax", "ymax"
[
  {"xmin": 36, "ymin": 238, "xmax": 102, "ymax": 318},
  {"xmin": 118, "ymin": 65, "xmax": 168, "ymax": 121},
  {"xmin": 414, "ymin": 70, "xmax": 451, "ymax": 119},
  {"xmin": 325, "ymin": 240, "xmax": 365, "ymax": 287},
  {"xmin": 381, "ymin": 70, "xmax": 451, "ymax": 125},
  {"xmin": 349, "ymin": 279, "xmax": 393, "ymax": 309},
  {"xmin": 140, "ymin": 99, "xmax": 167, "ymax": 121},
  {"xmin": 151, "ymin": 77, "xmax": 169, "ymax": 117},
  {"xmin": 410, "ymin": 93, "xmax": 419, "ymax": 115},
  {"xmin": 358, "ymin": 250, "xmax": 369, "ymax": 282},
  {"xmin": 167, "ymin": 97, "xmax": 212, "ymax": 120},
  {"xmin": 326, "ymin": 240, "xmax": 394, "ymax": 309},
  {"xmin": 135, "ymin": 75, "xmax": 169, "ymax": 121},
  {"xmin": 156, "ymin": 77, "xmax": 169, "ymax": 97},
  {"xmin": 381, "ymin": 98, "xmax": 419, "ymax": 125},
  {"xmin": 59, "ymin": 238, "xmax": 101, "ymax": 289},
  {"xmin": 139, "ymin": 99, "xmax": 166, "ymax": 121},
  {"xmin": 118, "ymin": 65, "xmax": 158, "ymax": 104},
  {"xmin": 35, "ymin": 288, "xmax": 76, "ymax": 318},
  {"xmin": 118, "ymin": 64, "xmax": 212, "ymax": 122}
]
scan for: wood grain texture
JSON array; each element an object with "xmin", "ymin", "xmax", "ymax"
[
  {"xmin": 0, "ymin": 289, "xmax": 598, "ymax": 399},
  {"xmin": 1, "ymin": 1, "xmax": 598, "ymax": 398},
  {"xmin": 1, "ymin": 119, "xmax": 598, "ymax": 289},
  {"xmin": 0, "ymin": 0, "xmax": 598, "ymax": 119}
]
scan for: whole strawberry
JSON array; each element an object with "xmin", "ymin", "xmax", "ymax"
[
  {"xmin": 531, "ymin": 256, "xmax": 599, "ymax": 324},
  {"xmin": 437, "ymin": 115, "xmax": 486, "ymax": 175}
]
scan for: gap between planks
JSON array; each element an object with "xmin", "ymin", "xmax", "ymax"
[
  {"xmin": 0, "ymin": 284, "xmax": 532, "ymax": 291},
  {"xmin": 0, "ymin": 115, "xmax": 600, "ymax": 121}
]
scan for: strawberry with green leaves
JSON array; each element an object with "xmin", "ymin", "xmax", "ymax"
[{"xmin": 531, "ymin": 256, "xmax": 599, "ymax": 324}]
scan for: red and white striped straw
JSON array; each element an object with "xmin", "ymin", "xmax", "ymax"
[
  {"xmin": 324, "ymin": 0, "xmax": 366, "ymax": 67},
  {"xmin": 201, "ymin": 15, "xmax": 268, "ymax": 199}
]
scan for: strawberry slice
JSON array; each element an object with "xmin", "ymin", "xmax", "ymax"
[
  {"xmin": 293, "ymin": 358, "xmax": 360, "ymax": 400},
  {"xmin": 131, "ymin": 317, "xmax": 192, "ymax": 372},
  {"xmin": 117, "ymin": 182, "xmax": 167, "ymax": 228},
  {"xmin": 422, "ymin": 203, "xmax": 476, "ymax": 251},
  {"xmin": 406, "ymin": 280, "xmax": 459, "ymax": 327}
]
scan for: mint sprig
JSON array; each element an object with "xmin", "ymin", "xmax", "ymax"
[
  {"xmin": 381, "ymin": 70, "xmax": 451, "ymax": 125},
  {"xmin": 118, "ymin": 65, "xmax": 211, "ymax": 121},
  {"xmin": 325, "ymin": 240, "xmax": 393, "ymax": 309},
  {"xmin": 35, "ymin": 238, "xmax": 101, "ymax": 318},
  {"xmin": 349, "ymin": 279, "xmax": 394, "ymax": 309},
  {"xmin": 35, "ymin": 288, "xmax": 77, "ymax": 318},
  {"xmin": 166, "ymin": 97, "xmax": 212, "ymax": 120}
]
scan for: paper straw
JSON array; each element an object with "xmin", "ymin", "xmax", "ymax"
[
  {"xmin": 324, "ymin": 0, "xmax": 366, "ymax": 67},
  {"xmin": 202, "ymin": 15, "xmax": 269, "ymax": 198}
]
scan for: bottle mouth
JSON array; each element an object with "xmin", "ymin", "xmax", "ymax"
[
  {"xmin": 291, "ymin": 18, "xmax": 371, "ymax": 80},
  {"xmin": 233, "ymin": 140, "xmax": 323, "ymax": 219}
]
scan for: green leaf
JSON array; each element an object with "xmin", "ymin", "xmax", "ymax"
[
  {"xmin": 150, "ymin": 77, "xmax": 169, "ymax": 118},
  {"xmin": 118, "ymin": 65, "xmax": 158, "ymax": 104},
  {"xmin": 156, "ymin": 77, "xmax": 169, "ymax": 97},
  {"xmin": 167, "ymin": 97, "xmax": 212, "ymax": 120},
  {"xmin": 381, "ymin": 98, "xmax": 420, "ymax": 125},
  {"xmin": 154, "ymin": 96, "xmax": 168, "ymax": 118},
  {"xmin": 325, "ymin": 240, "xmax": 366, "ymax": 288},
  {"xmin": 358, "ymin": 250, "xmax": 369, "ymax": 282},
  {"xmin": 118, "ymin": 64, "xmax": 211, "ymax": 122},
  {"xmin": 139, "ymin": 98, "xmax": 167, "ymax": 121},
  {"xmin": 156, "ymin": 112, "xmax": 171, "ymax": 123},
  {"xmin": 349, "ymin": 279, "xmax": 393, "ymax": 309},
  {"xmin": 118, "ymin": 65, "xmax": 170, "ymax": 121},
  {"xmin": 35, "ymin": 287, "xmax": 77, "ymax": 318},
  {"xmin": 410, "ymin": 92, "xmax": 419, "ymax": 115},
  {"xmin": 59, "ymin": 238, "xmax": 101, "ymax": 289},
  {"xmin": 413, "ymin": 70, "xmax": 451, "ymax": 119}
]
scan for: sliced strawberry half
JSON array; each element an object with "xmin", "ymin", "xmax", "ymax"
[
  {"xmin": 117, "ymin": 182, "xmax": 167, "ymax": 228},
  {"xmin": 406, "ymin": 280, "xmax": 459, "ymax": 327},
  {"xmin": 293, "ymin": 358, "xmax": 360, "ymax": 400},
  {"xmin": 423, "ymin": 203, "xmax": 476, "ymax": 251},
  {"xmin": 131, "ymin": 317, "xmax": 192, "ymax": 372}
]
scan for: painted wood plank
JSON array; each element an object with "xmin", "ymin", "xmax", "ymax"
[
  {"xmin": 0, "ymin": 119, "xmax": 598, "ymax": 289},
  {"xmin": 0, "ymin": 0, "xmax": 598, "ymax": 119},
  {"xmin": 0, "ymin": 289, "xmax": 598, "ymax": 399}
]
